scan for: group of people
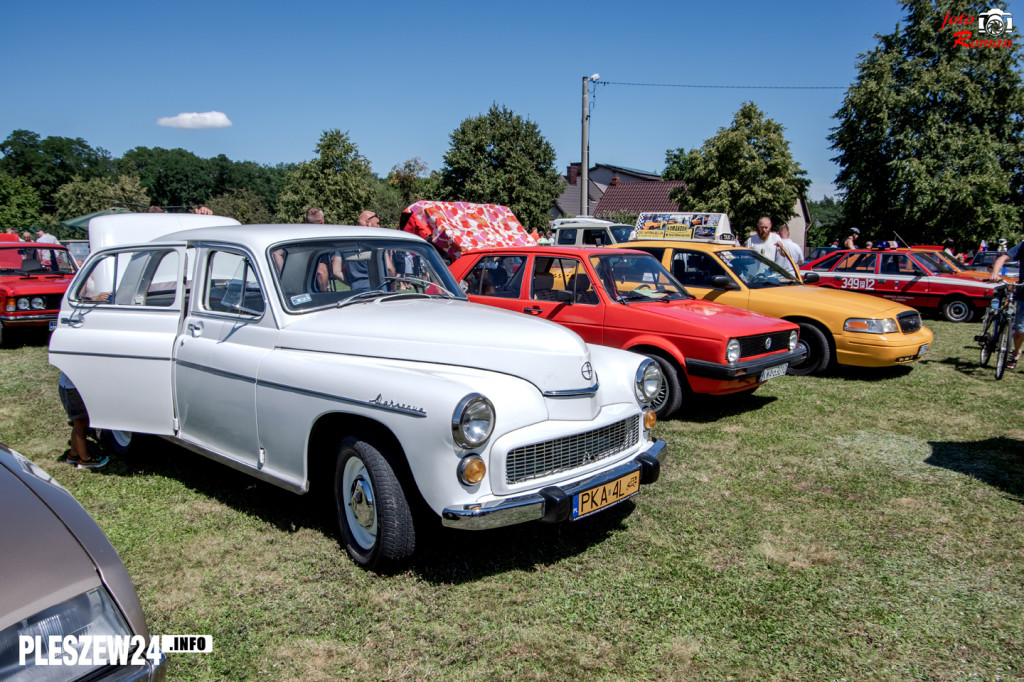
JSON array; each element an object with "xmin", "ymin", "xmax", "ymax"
[
  {"xmin": 3, "ymin": 227, "xmax": 59, "ymax": 243},
  {"xmin": 744, "ymin": 216, "xmax": 805, "ymax": 276}
]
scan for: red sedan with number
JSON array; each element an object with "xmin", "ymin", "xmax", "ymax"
[
  {"xmin": 0, "ymin": 240, "xmax": 78, "ymax": 345},
  {"xmin": 801, "ymin": 247, "xmax": 997, "ymax": 322},
  {"xmin": 449, "ymin": 246, "xmax": 805, "ymax": 418}
]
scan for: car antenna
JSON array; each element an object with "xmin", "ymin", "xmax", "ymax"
[{"xmin": 892, "ymin": 231, "xmax": 909, "ymax": 248}]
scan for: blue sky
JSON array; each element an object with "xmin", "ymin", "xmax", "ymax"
[{"xmin": 1, "ymin": 0, "xmax": 915, "ymax": 201}]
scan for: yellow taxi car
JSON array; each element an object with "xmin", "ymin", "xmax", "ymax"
[{"xmin": 619, "ymin": 239, "xmax": 934, "ymax": 375}]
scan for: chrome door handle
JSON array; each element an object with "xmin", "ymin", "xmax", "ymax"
[
  {"xmin": 523, "ymin": 307, "xmax": 543, "ymax": 314},
  {"xmin": 60, "ymin": 317, "xmax": 83, "ymax": 327},
  {"xmin": 187, "ymin": 321, "xmax": 204, "ymax": 337}
]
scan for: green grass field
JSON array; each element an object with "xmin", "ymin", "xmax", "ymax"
[{"xmin": 2, "ymin": 320, "xmax": 1022, "ymax": 680}]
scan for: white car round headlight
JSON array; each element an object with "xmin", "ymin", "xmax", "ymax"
[
  {"xmin": 634, "ymin": 358, "xmax": 664, "ymax": 404},
  {"xmin": 451, "ymin": 394, "xmax": 495, "ymax": 449},
  {"xmin": 31, "ymin": 296, "xmax": 46, "ymax": 310},
  {"xmin": 16, "ymin": 297, "xmax": 30, "ymax": 311},
  {"xmin": 726, "ymin": 339, "xmax": 741, "ymax": 363}
]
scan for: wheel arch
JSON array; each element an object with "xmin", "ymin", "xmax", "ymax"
[
  {"xmin": 781, "ymin": 315, "xmax": 836, "ymax": 358},
  {"xmin": 307, "ymin": 412, "xmax": 411, "ymax": 497},
  {"xmin": 625, "ymin": 343, "xmax": 691, "ymax": 391}
]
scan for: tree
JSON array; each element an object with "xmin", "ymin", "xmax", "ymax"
[
  {"xmin": 387, "ymin": 157, "xmax": 432, "ymax": 209},
  {"xmin": 664, "ymin": 102, "xmax": 809, "ymax": 232},
  {"xmin": 438, "ymin": 104, "xmax": 562, "ymax": 229},
  {"xmin": 0, "ymin": 130, "xmax": 114, "ymax": 206},
  {"xmin": 831, "ymin": 0, "xmax": 1024, "ymax": 245},
  {"xmin": 0, "ymin": 170, "xmax": 42, "ymax": 227},
  {"xmin": 274, "ymin": 130, "xmax": 373, "ymax": 224},
  {"xmin": 117, "ymin": 146, "xmax": 215, "ymax": 208},
  {"xmin": 206, "ymin": 188, "xmax": 272, "ymax": 224},
  {"xmin": 806, "ymin": 196, "xmax": 847, "ymax": 246},
  {"xmin": 53, "ymin": 175, "xmax": 150, "ymax": 223}
]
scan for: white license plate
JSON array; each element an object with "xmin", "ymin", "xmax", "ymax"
[
  {"xmin": 759, "ymin": 363, "xmax": 788, "ymax": 382},
  {"xmin": 918, "ymin": 343, "xmax": 929, "ymax": 356}
]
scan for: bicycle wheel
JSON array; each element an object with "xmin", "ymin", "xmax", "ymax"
[
  {"xmin": 980, "ymin": 310, "xmax": 999, "ymax": 366},
  {"xmin": 995, "ymin": 313, "xmax": 1013, "ymax": 379}
]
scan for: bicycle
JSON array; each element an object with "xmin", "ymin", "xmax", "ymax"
[{"xmin": 975, "ymin": 282, "xmax": 1018, "ymax": 379}]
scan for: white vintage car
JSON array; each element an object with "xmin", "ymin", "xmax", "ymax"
[{"xmin": 50, "ymin": 215, "xmax": 667, "ymax": 569}]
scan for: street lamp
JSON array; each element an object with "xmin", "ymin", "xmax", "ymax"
[{"xmin": 581, "ymin": 73, "xmax": 599, "ymax": 216}]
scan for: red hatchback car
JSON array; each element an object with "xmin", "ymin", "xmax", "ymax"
[
  {"xmin": 449, "ymin": 246, "xmax": 805, "ymax": 417},
  {"xmin": 801, "ymin": 246, "xmax": 997, "ymax": 322},
  {"xmin": 0, "ymin": 240, "xmax": 78, "ymax": 345}
]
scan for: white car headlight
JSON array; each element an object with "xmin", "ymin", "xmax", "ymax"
[
  {"xmin": 789, "ymin": 330, "xmax": 798, "ymax": 350},
  {"xmin": 0, "ymin": 587, "xmax": 133, "ymax": 674},
  {"xmin": 726, "ymin": 339, "xmax": 741, "ymax": 363},
  {"xmin": 634, "ymin": 359, "xmax": 663, "ymax": 404},
  {"xmin": 844, "ymin": 318, "xmax": 898, "ymax": 334},
  {"xmin": 451, "ymin": 394, "xmax": 495, "ymax": 449}
]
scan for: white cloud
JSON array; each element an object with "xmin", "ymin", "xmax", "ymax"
[{"xmin": 156, "ymin": 111, "xmax": 233, "ymax": 129}]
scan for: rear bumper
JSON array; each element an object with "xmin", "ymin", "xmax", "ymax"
[
  {"xmin": 441, "ymin": 439, "xmax": 666, "ymax": 530},
  {"xmin": 685, "ymin": 347, "xmax": 806, "ymax": 380}
]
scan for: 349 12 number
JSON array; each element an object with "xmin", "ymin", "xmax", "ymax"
[{"xmin": 841, "ymin": 277, "xmax": 876, "ymax": 290}]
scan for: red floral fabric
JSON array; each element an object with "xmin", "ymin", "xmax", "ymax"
[{"xmin": 401, "ymin": 201, "xmax": 536, "ymax": 261}]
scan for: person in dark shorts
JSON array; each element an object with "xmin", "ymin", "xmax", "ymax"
[{"xmin": 58, "ymin": 372, "xmax": 109, "ymax": 469}]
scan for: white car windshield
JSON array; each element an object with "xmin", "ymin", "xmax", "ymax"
[
  {"xmin": 270, "ymin": 239, "xmax": 465, "ymax": 312},
  {"xmin": 718, "ymin": 248, "xmax": 799, "ymax": 287}
]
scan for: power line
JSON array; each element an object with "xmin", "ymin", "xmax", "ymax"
[{"xmin": 597, "ymin": 80, "xmax": 845, "ymax": 90}]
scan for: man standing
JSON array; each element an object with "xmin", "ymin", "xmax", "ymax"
[
  {"xmin": 745, "ymin": 217, "xmax": 785, "ymax": 268},
  {"xmin": 356, "ymin": 211, "xmax": 380, "ymax": 227},
  {"xmin": 35, "ymin": 229, "xmax": 59, "ymax": 244},
  {"xmin": 843, "ymin": 227, "xmax": 861, "ymax": 249},
  {"xmin": 777, "ymin": 224, "xmax": 804, "ymax": 276},
  {"xmin": 988, "ymin": 242, "xmax": 1023, "ymax": 370}
]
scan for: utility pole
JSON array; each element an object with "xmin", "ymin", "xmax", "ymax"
[{"xmin": 581, "ymin": 73, "xmax": 599, "ymax": 216}]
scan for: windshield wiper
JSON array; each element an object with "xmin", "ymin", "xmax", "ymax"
[
  {"xmin": 381, "ymin": 276, "xmax": 456, "ymax": 299},
  {"xmin": 335, "ymin": 290, "xmax": 394, "ymax": 308}
]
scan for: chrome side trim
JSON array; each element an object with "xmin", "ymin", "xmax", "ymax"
[
  {"xmin": 258, "ymin": 379, "xmax": 428, "ymax": 418},
  {"xmin": 442, "ymin": 439, "xmax": 666, "ymax": 530},
  {"xmin": 542, "ymin": 382, "xmax": 599, "ymax": 398},
  {"xmin": 48, "ymin": 349, "xmax": 171, "ymax": 362}
]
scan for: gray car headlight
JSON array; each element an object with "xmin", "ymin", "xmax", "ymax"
[
  {"xmin": 0, "ymin": 587, "xmax": 133, "ymax": 675},
  {"xmin": 634, "ymin": 359, "xmax": 663, "ymax": 404},
  {"xmin": 452, "ymin": 394, "xmax": 495, "ymax": 449},
  {"xmin": 844, "ymin": 318, "xmax": 898, "ymax": 334},
  {"xmin": 726, "ymin": 339, "xmax": 741, "ymax": 363}
]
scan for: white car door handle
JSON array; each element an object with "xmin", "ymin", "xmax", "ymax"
[{"xmin": 187, "ymin": 321, "xmax": 204, "ymax": 337}]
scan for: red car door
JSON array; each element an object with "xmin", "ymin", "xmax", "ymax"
[{"xmin": 524, "ymin": 255, "xmax": 605, "ymax": 345}]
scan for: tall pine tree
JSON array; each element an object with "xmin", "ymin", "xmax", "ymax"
[{"xmin": 831, "ymin": 0, "xmax": 1024, "ymax": 245}]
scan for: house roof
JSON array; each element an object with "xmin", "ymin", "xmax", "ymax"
[
  {"xmin": 592, "ymin": 163, "xmax": 661, "ymax": 181},
  {"xmin": 555, "ymin": 177, "xmax": 607, "ymax": 217},
  {"xmin": 593, "ymin": 181, "xmax": 686, "ymax": 217}
]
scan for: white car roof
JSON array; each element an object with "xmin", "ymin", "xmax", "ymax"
[
  {"xmin": 153, "ymin": 223, "xmax": 425, "ymax": 253},
  {"xmin": 89, "ymin": 213, "xmax": 241, "ymax": 252}
]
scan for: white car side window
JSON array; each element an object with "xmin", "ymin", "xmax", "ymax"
[{"xmin": 204, "ymin": 250, "xmax": 264, "ymax": 316}]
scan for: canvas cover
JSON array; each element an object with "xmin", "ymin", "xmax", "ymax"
[{"xmin": 401, "ymin": 201, "xmax": 536, "ymax": 261}]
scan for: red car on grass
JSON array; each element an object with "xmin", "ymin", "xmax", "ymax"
[
  {"xmin": 801, "ymin": 246, "xmax": 997, "ymax": 322},
  {"xmin": 449, "ymin": 246, "xmax": 805, "ymax": 418},
  {"xmin": 0, "ymin": 239, "xmax": 78, "ymax": 345}
]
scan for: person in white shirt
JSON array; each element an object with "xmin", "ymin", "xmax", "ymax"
[
  {"xmin": 777, "ymin": 224, "xmax": 804, "ymax": 276},
  {"xmin": 35, "ymin": 229, "xmax": 59, "ymax": 244},
  {"xmin": 745, "ymin": 216, "xmax": 786, "ymax": 269}
]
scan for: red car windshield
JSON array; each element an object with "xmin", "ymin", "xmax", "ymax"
[
  {"xmin": 0, "ymin": 245, "xmax": 76, "ymax": 276},
  {"xmin": 589, "ymin": 252, "xmax": 692, "ymax": 302}
]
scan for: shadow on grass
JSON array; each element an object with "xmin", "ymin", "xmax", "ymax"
[
  {"xmin": 672, "ymin": 392, "xmax": 777, "ymax": 423},
  {"xmin": 934, "ymin": 351, "xmax": 1017, "ymax": 380},
  {"xmin": 96, "ymin": 435, "xmax": 630, "ymax": 582},
  {"xmin": 823, "ymin": 364, "xmax": 914, "ymax": 382},
  {"xmin": 1, "ymin": 327, "xmax": 51, "ymax": 349},
  {"xmin": 925, "ymin": 437, "xmax": 1024, "ymax": 501}
]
